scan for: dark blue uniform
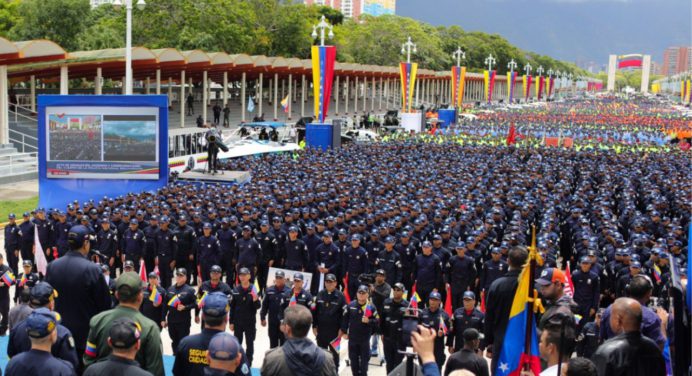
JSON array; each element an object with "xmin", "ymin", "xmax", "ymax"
[
  {"xmin": 175, "ymin": 225, "xmax": 197, "ymax": 284},
  {"xmin": 141, "ymin": 284, "xmax": 166, "ymax": 329},
  {"xmin": 121, "ymin": 228, "xmax": 146, "ymax": 268},
  {"xmin": 194, "ymin": 280, "xmax": 232, "ymax": 318},
  {"xmin": 163, "ymin": 283, "xmax": 197, "ymax": 352},
  {"xmin": 4, "ymin": 223, "xmax": 21, "ymax": 274},
  {"xmin": 196, "ymin": 235, "xmax": 221, "ymax": 282},
  {"xmin": 447, "ymin": 255, "xmax": 477, "ymax": 309},
  {"xmin": 448, "ymin": 307, "xmax": 485, "ymax": 352},
  {"xmin": 375, "ymin": 249, "xmax": 402, "ymax": 286},
  {"xmin": 234, "ymin": 237, "xmax": 261, "ymax": 278},
  {"xmin": 413, "ymin": 253, "xmax": 443, "ymax": 303},
  {"xmin": 8, "ymin": 318, "xmax": 79, "ymax": 370},
  {"xmin": 229, "ymin": 284, "xmax": 261, "ymax": 364},
  {"xmin": 19, "ymin": 220, "xmax": 34, "ymax": 264},
  {"xmin": 255, "ymin": 231, "xmax": 277, "ymax": 294},
  {"xmin": 5, "ymin": 349, "xmax": 75, "ymax": 376},
  {"xmin": 260, "ymin": 284, "xmax": 289, "ymax": 348},
  {"xmin": 395, "ymin": 241, "xmax": 417, "ymax": 291},
  {"xmin": 313, "ymin": 288, "xmax": 347, "ymax": 368},
  {"xmin": 420, "ymin": 307, "xmax": 450, "ymax": 370},
  {"xmin": 343, "ymin": 246, "xmax": 368, "ymax": 299},
  {"xmin": 172, "ymin": 328, "xmax": 251, "ymax": 376},
  {"xmin": 313, "ymin": 242, "xmax": 341, "ymax": 293},
  {"xmin": 95, "ymin": 228, "xmax": 118, "ymax": 273},
  {"xmin": 154, "ymin": 229, "xmax": 177, "ymax": 289},
  {"xmin": 14, "ymin": 271, "xmax": 40, "ymax": 303},
  {"xmin": 282, "ymin": 239, "xmax": 309, "ymax": 271},
  {"xmin": 217, "ymin": 228, "xmax": 237, "ymax": 285},
  {"xmin": 143, "ymin": 225, "xmax": 159, "ymax": 276},
  {"xmin": 341, "ymin": 300, "xmax": 379, "ymax": 376},
  {"xmin": 572, "ymin": 269, "xmax": 600, "ymax": 320},
  {"xmin": 54, "ymin": 221, "xmax": 72, "ymax": 257},
  {"xmin": 34, "ymin": 219, "xmax": 55, "ymax": 261},
  {"xmin": 480, "ymin": 259, "xmax": 508, "ymax": 292},
  {"xmin": 380, "ymin": 297, "xmax": 408, "ymax": 374}
]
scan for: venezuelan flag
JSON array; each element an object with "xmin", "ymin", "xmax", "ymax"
[
  {"xmin": 281, "ymin": 95, "xmax": 289, "ymax": 113},
  {"xmin": 362, "ymin": 304, "xmax": 373, "ymax": 318},
  {"xmin": 484, "ymin": 70, "xmax": 496, "ymax": 104},
  {"xmin": 507, "ymin": 71, "xmax": 517, "ymax": 103},
  {"xmin": 168, "ymin": 294, "xmax": 181, "ymax": 308},
  {"xmin": 18, "ymin": 274, "xmax": 27, "ymax": 288},
  {"xmin": 311, "ymin": 45, "xmax": 337, "ymax": 123},
  {"xmin": 250, "ymin": 282, "xmax": 259, "ymax": 300},
  {"xmin": 197, "ymin": 291, "xmax": 208, "ymax": 308},
  {"xmin": 150, "ymin": 287, "xmax": 162, "ymax": 306},
  {"xmin": 399, "ymin": 62, "xmax": 418, "ymax": 113},
  {"xmin": 496, "ymin": 252, "xmax": 542, "ymax": 376},
  {"xmin": 438, "ymin": 316, "xmax": 448, "ymax": 335},
  {"xmin": 330, "ymin": 336, "xmax": 342, "ymax": 352},
  {"xmin": 408, "ymin": 292, "xmax": 421, "ymax": 310},
  {"xmin": 85, "ymin": 341, "xmax": 98, "ymax": 358},
  {"xmin": 1, "ymin": 271, "xmax": 16, "ymax": 286},
  {"xmin": 653, "ymin": 264, "xmax": 662, "ymax": 283},
  {"xmin": 289, "ymin": 293, "xmax": 297, "ymax": 307}
]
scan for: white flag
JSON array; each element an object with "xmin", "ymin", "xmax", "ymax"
[
  {"xmin": 247, "ymin": 97, "xmax": 255, "ymax": 113},
  {"xmin": 34, "ymin": 225, "xmax": 48, "ymax": 275}
]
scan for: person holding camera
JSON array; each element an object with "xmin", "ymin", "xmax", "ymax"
[
  {"xmin": 420, "ymin": 291, "xmax": 451, "ymax": 371},
  {"xmin": 341, "ymin": 285, "xmax": 379, "ymax": 376}
]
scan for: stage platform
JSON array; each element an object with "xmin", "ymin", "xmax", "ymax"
[{"xmin": 177, "ymin": 169, "xmax": 251, "ymax": 184}]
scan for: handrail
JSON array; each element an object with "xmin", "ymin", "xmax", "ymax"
[
  {"xmin": 9, "ymin": 129, "xmax": 38, "ymax": 153},
  {"xmin": 8, "ymin": 103, "xmax": 38, "ymax": 124},
  {"xmin": 1, "ymin": 153, "xmax": 37, "ymax": 175}
]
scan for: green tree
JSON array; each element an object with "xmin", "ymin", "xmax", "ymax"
[
  {"xmin": 10, "ymin": 0, "xmax": 91, "ymax": 51},
  {"xmin": 0, "ymin": 0, "xmax": 20, "ymax": 38}
]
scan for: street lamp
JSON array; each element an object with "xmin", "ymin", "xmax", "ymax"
[
  {"xmin": 547, "ymin": 68, "xmax": 554, "ymax": 78},
  {"xmin": 452, "ymin": 47, "xmax": 465, "ymax": 68},
  {"xmin": 507, "ymin": 59, "xmax": 517, "ymax": 74},
  {"xmin": 112, "ymin": 0, "xmax": 146, "ymax": 95},
  {"xmin": 536, "ymin": 65, "xmax": 544, "ymax": 77},
  {"xmin": 485, "ymin": 54, "xmax": 496, "ymax": 71},
  {"xmin": 311, "ymin": 15, "xmax": 334, "ymax": 47},
  {"xmin": 524, "ymin": 62, "xmax": 532, "ymax": 76},
  {"xmin": 401, "ymin": 37, "xmax": 417, "ymax": 64}
]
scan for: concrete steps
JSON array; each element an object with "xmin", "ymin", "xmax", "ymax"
[{"xmin": 0, "ymin": 144, "xmax": 37, "ymax": 185}]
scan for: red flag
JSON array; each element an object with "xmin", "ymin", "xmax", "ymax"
[
  {"xmin": 153, "ymin": 265, "xmax": 160, "ymax": 276},
  {"xmin": 342, "ymin": 273, "xmax": 351, "ymax": 303},
  {"xmin": 480, "ymin": 290, "xmax": 486, "ymax": 313},
  {"xmin": 506, "ymin": 123, "xmax": 517, "ymax": 146},
  {"xmin": 139, "ymin": 259, "xmax": 147, "ymax": 282},
  {"xmin": 444, "ymin": 284, "xmax": 453, "ymax": 316},
  {"xmin": 563, "ymin": 264, "xmax": 574, "ymax": 298}
]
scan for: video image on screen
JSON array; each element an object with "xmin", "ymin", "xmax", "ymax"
[
  {"xmin": 47, "ymin": 114, "xmax": 102, "ymax": 161},
  {"xmin": 103, "ymin": 115, "xmax": 157, "ymax": 162}
]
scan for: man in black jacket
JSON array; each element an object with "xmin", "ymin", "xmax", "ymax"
[
  {"xmin": 484, "ymin": 245, "xmax": 527, "ymax": 375},
  {"xmin": 444, "ymin": 328, "xmax": 489, "ymax": 376}
]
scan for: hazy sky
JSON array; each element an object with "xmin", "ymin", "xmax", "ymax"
[{"xmin": 396, "ymin": 0, "xmax": 691, "ymax": 65}]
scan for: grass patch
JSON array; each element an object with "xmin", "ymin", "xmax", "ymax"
[{"xmin": 0, "ymin": 196, "xmax": 38, "ymax": 219}]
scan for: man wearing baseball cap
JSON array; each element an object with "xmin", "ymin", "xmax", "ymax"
[
  {"xmin": 230, "ymin": 267, "xmax": 261, "ymax": 365},
  {"xmin": 535, "ymin": 267, "xmax": 577, "ymax": 330},
  {"xmin": 261, "ymin": 270, "xmax": 290, "ymax": 348},
  {"xmin": 163, "ymin": 268, "xmax": 197, "ymax": 353},
  {"xmin": 83, "ymin": 317, "xmax": 152, "ymax": 376},
  {"xmin": 5, "ymin": 308, "xmax": 75, "ymax": 375},
  {"xmin": 205, "ymin": 333, "xmax": 244, "ymax": 375}
]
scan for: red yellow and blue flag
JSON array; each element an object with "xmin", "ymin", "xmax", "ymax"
[
  {"xmin": 85, "ymin": 341, "xmax": 98, "ymax": 358},
  {"xmin": 653, "ymin": 264, "xmax": 662, "ymax": 283},
  {"xmin": 311, "ymin": 45, "xmax": 337, "ymax": 123},
  {"xmin": 168, "ymin": 294, "xmax": 181, "ymax": 308},
  {"xmin": 438, "ymin": 316, "xmax": 448, "ymax": 335},
  {"xmin": 507, "ymin": 71, "xmax": 517, "ymax": 103},
  {"xmin": 150, "ymin": 287, "xmax": 163, "ymax": 306},
  {"xmin": 250, "ymin": 282, "xmax": 259, "ymax": 300},
  {"xmin": 362, "ymin": 304, "xmax": 373, "ymax": 318},
  {"xmin": 330, "ymin": 336, "xmax": 342, "ymax": 352},
  {"xmin": 1, "ymin": 271, "xmax": 16, "ymax": 286},
  {"xmin": 399, "ymin": 62, "xmax": 418, "ymax": 113},
  {"xmin": 289, "ymin": 293, "xmax": 298, "ymax": 307},
  {"xmin": 18, "ymin": 274, "xmax": 27, "ymax": 288},
  {"xmin": 281, "ymin": 95, "xmax": 289, "ymax": 113},
  {"xmin": 197, "ymin": 291, "xmax": 208, "ymax": 309},
  {"xmin": 408, "ymin": 291, "xmax": 421, "ymax": 311}
]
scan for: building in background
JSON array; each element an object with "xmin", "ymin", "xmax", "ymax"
[
  {"xmin": 90, "ymin": 0, "xmax": 114, "ymax": 8},
  {"xmin": 662, "ymin": 46, "xmax": 692, "ymax": 76},
  {"xmin": 304, "ymin": 0, "xmax": 396, "ymax": 19}
]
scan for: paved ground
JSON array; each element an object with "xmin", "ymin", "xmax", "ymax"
[{"xmin": 0, "ymin": 180, "xmax": 38, "ymax": 201}]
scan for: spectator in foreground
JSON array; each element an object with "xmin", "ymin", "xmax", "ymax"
[
  {"xmin": 444, "ymin": 328, "xmax": 489, "ymax": 376},
  {"xmin": 565, "ymin": 357, "xmax": 598, "ymax": 376},
  {"xmin": 83, "ymin": 317, "xmax": 152, "ymax": 376},
  {"xmin": 205, "ymin": 333, "xmax": 244, "ymax": 376}
]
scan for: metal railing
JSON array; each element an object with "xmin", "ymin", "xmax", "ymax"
[
  {"xmin": 169, "ymin": 129, "xmax": 209, "ymax": 158},
  {"xmin": 9, "ymin": 129, "xmax": 38, "ymax": 153},
  {"xmin": 0, "ymin": 152, "xmax": 38, "ymax": 175},
  {"xmin": 9, "ymin": 102, "xmax": 37, "ymax": 125}
]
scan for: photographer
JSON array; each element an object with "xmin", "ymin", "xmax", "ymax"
[{"xmin": 412, "ymin": 324, "xmax": 442, "ymax": 376}]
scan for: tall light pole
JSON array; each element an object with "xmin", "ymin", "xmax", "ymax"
[
  {"xmin": 401, "ymin": 37, "xmax": 417, "ymax": 64},
  {"xmin": 507, "ymin": 59, "xmax": 517, "ymax": 74},
  {"xmin": 452, "ymin": 47, "xmax": 465, "ymax": 68},
  {"xmin": 113, "ymin": 0, "xmax": 146, "ymax": 95},
  {"xmin": 485, "ymin": 54, "xmax": 496, "ymax": 71},
  {"xmin": 311, "ymin": 15, "xmax": 334, "ymax": 47},
  {"xmin": 524, "ymin": 62, "xmax": 532, "ymax": 76},
  {"xmin": 536, "ymin": 65, "xmax": 544, "ymax": 77},
  {"xmin": 547, "ymin": 68, "xmax": 554, "ymax": 78}
]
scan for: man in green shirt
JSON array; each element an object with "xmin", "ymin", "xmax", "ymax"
[{"xmin": 83, "ymin": 272, "xmax": 164, "ymax": 376}]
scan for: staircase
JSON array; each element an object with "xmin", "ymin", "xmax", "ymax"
[{"xmin": 0, "ymin": 144, "xmax": 37, "ymax": 184}]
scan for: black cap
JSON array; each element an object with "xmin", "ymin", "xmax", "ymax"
[
  {"xmin": 238, "ymin": 267, "xmax": 251, "ymax": 275},
  {"xmin": 175, "ymin": 268, "xmax": 187, "ymax": 276},
  {"xmin": 275, "ymin": 270, "xmax": 285, "ymax": 278},
  {"xmin": 123, "ymin": 260, "xmax": 135, "ymax": 269},
  {"xmin": 210, "ymin": 265, "xmax": 222, "ymax": 273},
  {"xmin": 357, "ymin": 285, "xmax": 369, "ymax": 293},
  {"xmin": 393, "ymin": 282, "xmax": 405, "ymax": 290},
  {"xmin": 22, "ymin": 260, "xmax": 33, "ymax": 267},
  {"xmin": 148, "ymin": 272, "xmax": 159, "ymax": 279},
  {"xmin": 463, "ymin": 328, "xmax": 481, "ymax": 342},
  {"xmin": 325, "ymin": 274, "xmax": 336, "ymax": 282},
  {"xmin": 375, "ymin": 269, "xmax": 385, "ymax": 275},
  {"xmin": 293, "ymin": 272, "xmax": 304, "ymax": 281},
  {"xmin": 109, "ymin": 317, "xmax": 141, "ymax": 349}
]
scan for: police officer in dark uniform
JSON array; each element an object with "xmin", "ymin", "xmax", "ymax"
[
  {"xmin": 343, "ymin": 234, "xmax": 368, "ymax": 300},
  {"xmin": 229, "ymin": 267, "xmax": 261, "ymax": 364},
  {"xmin": 375, "ymin": 236, "xmax": 402, "ymax": 286},
  {"xmin": 163, "ymin": 268, "xmax": 197, "ymax": 352},
  {"xmin": 45, "ymin": 225, "xmax": 112, "ymax": 365},
  {"xmin": 260, "ymin": 270, "xmax": 289, "ymax": 348},
  {"xmin": 175, "ymin": 216, "xmax": 197, "ymax": 285},
  {"xmin": 53, "ymin": 212, "xmax": 72, "ymax": 258},
  {"xmin": 314, "ymin": 231, "xmax": 341, "ymax": 294},
  {"xmin": 313, "ymin": 273, "xmax": 346, "ymax": 369},
  {"xmin": 141, "ymin": 272, "xmax": 166, "ymax": 330},
  {"xmin": 195, "ymin": 265, "xmax": 232, "ymax": 323},
  {"xmin": 196, "ymin": 223, "xmax": 222, "ymax": 283},
  {"xmin": 281, "ymin": 226, "xmax": 309, "ymax": 271},
  {"xmin": 14, "ymin": 260, "xmax": 39, "ymax": 304},
  {"xmin": 480, "ymin": 247, "xmax": 508, "ymax": 296},
  {"xmin": 281, "ymin": 272, "xmax": 313, "ymax": 313},
  {"xmin": 154, "ymin": 216, "xmax": 178, "ymax": 289},
  {"xmin": 34, "ymin": 208, "xmax": 56, "ymax": 261},
  {"xmin": 96, "ymin": 216, "xmax": 118, "ymax": 275},
  {"xmin": 101, "ymin": 264, "xmax": 117, "ymax": 307},
  {"xmin": 5, "ymin": 308, "xmax": 75, "ymax": 376},
  {"xmin": 8, "ymin": 282, "xmax": 79, "ymax": 370},
  {"xmin": 143, "ymin": 215, "xmax": 159, "ymax": 276},
  {"xmin": 235, "ymin": 226, "xmax": 261, "ymax": 280},
  {"xmin": 19, "ymin": 212, "xmax": 35, "ymax": 266},
  {"xmin": 5, "ymin": 213, "xmax": 21, "ymax": 274},
  {"xmin": 572, "ymin": 256, "xmax": 600, "ymax": 323},
  {"xmin": 121, "ymin": 219, "xmax": 145, "ymax": 272},
  {"xmin": 420, "ymin": 291, "xmax": 450, "ymax": 371},
  {"xmin": 255, "ymin": 221, "xmax": 277, "ymax": 295},
  {"xmin": 341, "ymin": 285, "xmax": 379, "ymax": 376},
  {"xmin": 395, "ymin": 231, "xmax": 417, "ymax": 292},
  {"xmin": 217, "ymin": 218, "xmax": 238, "ymax": 286},
  {"xmin": 413, "ymin": 241, "xmax": 443, "ymax": 304},
  {"xmin": 448, "ymin": 291, "xmax": 485, "ymax": 353},
  {"xmin": 381, "ymin": 282, "xmax": 408, "ymax": 374},
  {"xmin": 447, "ymin": 243, "xmax": 477, "ymax": 310}
]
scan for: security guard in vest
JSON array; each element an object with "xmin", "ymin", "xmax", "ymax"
[
  {"xmin": 381, "ymin": 282, "xmax": 409, "ymax": 374},
  {"xmin": 172, "ymin": 292, "xmax": 251, "ymax": 376},
  {"xmin": 8, "ymin": 282, "xmax": 79, "ymax": 371},
  {"xmin": 83, "ymin": 272, "xmax": 164, "ymax": 376},
  {"xmin": 313, "ymin": 273, "xmax": 347, "ymax": 369},
  {"xmin": 229, "ymin": 267, "xmax": 261, "ymax": 365},
  {"xmin": 341, "ymin": 284, "xmax": 379, "ymax": 376},
  {"xmin": 5, "ymin": 308, "xmax": 75, "ymax": 375},
  {"xmin": 163, "ymin": 268, "xmax": 197, "ymax": 353},
  {"xmin": 260, "ymin": 270, "xmax": 289, "ymax": 348},
  {"xmin": 447, "ymin": 291, "xmax": 485, "ymax": 353}
]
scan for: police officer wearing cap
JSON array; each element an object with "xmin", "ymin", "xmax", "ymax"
[
  {"xmin": 281, "ymin": 272, "xmax": 313, "ymax": 314},
  {"xmin": 54, "ymin": 211, "xmax": 73, "ymax": 258},
  {"xmin": 45, "ymin": 225, "xmax": 111, "ymax": 364},
  {"xmin": 313, "ymin": 231, "xmax": 341, "ymax": 295},
  {"xmin": 83, "ymin": 317, "xmax": 153, "ymax": 376},
  {"xmin": 447, "ymin": 242, "xmax": 477, "ymax": 310},
  {"xmin": 96, "ymin": 217, "xmax": 118, "ymax": 275},
  {"xmin": 83, "ymin": 272, "xmax": 164, "ymax": 375},
  {"xmin": 255, "ymin": 220, "xmax": 277, "ymax": 295},
  {"xmin": 420, "ymin": 291, "xmax": 451, "ymax": 371},
  {"xmin": 480, "ymin": 247, "xmax": 508, "ymax": 295},
  {"xmin": 343, "ymin": 234, "xmax": 368, "ymax": 300},
  {"xmin": 8, "ymin": 282, "xmax": 79, "ymax": 371},
  {"xmin": 6, "ymin": 308, "xmax": 75, "ymax": 375},
  {"xmin": 154, "ymin": 216, "xmax": 178, "ymax": 289},
  {"xmin": 121, "ymin": 219, "xmax": 146, "ymax": 272},
  {"xmin": 206, "ymin": 332, "xmax": 247, "ymax": 376},
  {"xmin": 230, "ymin": 267, "xmax": 261, "ymax": 365},
  {"xmin": 380, "ymin": 282, "xmax": 408, "ymax": 374},
  {"xmin": 100, "ymin": 264, "xmax": 117, "ymax": 307},
  {"xmin": 572, "ymin": 256, "xmax": 600, "ymax": 323},
  {"xmin": 413, "ymin": 241, "xmax": 443, "ymax": 304},
  {"xmin": 163, "ymin": 268, "xmax": 198, "ymax": 352},
  {"xmin": 217, "ymin": 217, "xmax": 238, "ymax": 286},
  {"xmin": 260, "ymin": 270, "xmax": 289, "ymax": 348},
  {"xmin": 196, "ymin": 223, "xmax": 222, "ymax": 283},
  {"xmin": 34, "ymin": 208, "xmax": 57, "ymax": 261},
  {"xmin": 448, "ymin": 291, "xmax": 485, "ymax": 353},
  {"xmin": 14, "ymin": 260, "xmax": 39, "ymax": 304},
  {"xmin": 19, "ymin": 212, "xmax": 35, "ymax": 265},
  {"xmin": 341, "ymin": 284, "xmax": 379, "ymax": 376},
  {"xmin": 5, "ymin": 213, "xmax": 21, "ymax": 275},
  {"xmin": 375, "ymin": 236, "xmax": 402, "ymax": 286},
  {"xmin": 174, "ymin": 292, "xmax": 251, "ymax": 376},
  {"xmin": 313, "ymin": 273, "xmax": 347, "ymax": 369},
  {"xmin": 175, "ymin": 216, "xmax": 198, "ymax": 285},
  {"xmin": 196, "ymin": 265, "xmax": 232, "ymax": 324},
  {"xmin": 141, "ymin": 272, "xmax": 166, "ymax": 329},
  {"xmin": 281, "ymin": 226, "xmax": 309, "ymax": 271},
  {"xmin": 395, "ymin": 231, "xmax": 417, "ymax": 291},
  {"xmin": 235, "ymin": 226, "xmax": 261, "ymax": 280},
  {"xmin": 143, "ymin": 215, "xmax": 160, "ymax": 275}
]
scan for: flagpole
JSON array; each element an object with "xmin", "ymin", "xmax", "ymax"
[{"xmin": 523, "ymin": 225, "xmax": 538, "ymax": 371}]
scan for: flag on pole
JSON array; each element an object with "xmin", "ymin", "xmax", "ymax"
[
  {"xmin": 444, "ymin": 284, "xmax": 453, "ymax": 316},
  {"xmin": 330, "ymin": 336, "xmax": 342, "ymax": 352},
  {"xmin": 153, "ymin": 265, "xmax": 160, "ymax": 276},
  {"xmin": 363, "ymin": 304, "xmax": 373, "ymax": 318},
  {"xmin": 563, "ymin": 263, "xmax": 574, "ymax": 298},
  {"xmin": 281, "ymin": 95, "xmax": 289, "ymax": 113},
  {"xmin": 507, "ymin": 123, "xmax": 517, "ymax": 146},
  {"xmin": 484, "ymin": 70, "xmax": 497, "ymax": 104},
  {"xmin": 250, "ymin": 282, "xmax": 259, "ymax": 300},
  {"xmin": 289, "ymin": 293, "xmax": 297, "ymax": 307},
  {"xmin": 34, "ymin": 225, "xmax": 48, "ymax": 276},
  {"xmin": 408, "ymin": 291, "xmax": 421, "ymax": 311},
  {"xmin": 139, "ymin": 259, "xmax": 147, "ymax": 282},
  {"xmin": 311, "ymin": 45, "xmax": 337, "ymax": 123},
  {"xmin": 343, "ymin": 273, "xmax": 351, "ymax": 303},
  {"xmin": 438, "ymin": 315, "xmax": 448, "ymax": 335},
  {"xmin": 451, "ymin": 66, "xmax": 466, "ymax": 108},
  {"xmin": 1, "ymin": 271, "xmax": 15, "ymax": 286},
  {"xmin": 150, "ymin": 287, "xmax": 163, "ymax": 306},
  {"xmin": 523, "ymin": 75, "xmax": 533, "ymax": 101},
  {"xmin": 247, "ymin": 97, "xmax": 255, "ymax": 113},
  {"xmin": 480, "ymin": 290, "xmax": 486, "ymax": 313}
]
